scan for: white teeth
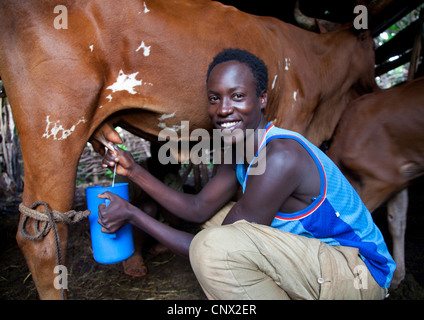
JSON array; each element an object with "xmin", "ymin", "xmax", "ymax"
[{"xmin": 221, "ymin": 121, "xmax": 239, "ymax": 128}]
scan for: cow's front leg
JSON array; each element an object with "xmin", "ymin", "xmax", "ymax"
[{"xmin": 387, "ymin": 188, "xmax": 408, "ymax": 289}]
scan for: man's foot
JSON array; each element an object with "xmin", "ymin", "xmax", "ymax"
[{"xmin": 122, "ymin": 254, "xmax": 148, "ymax": 277}]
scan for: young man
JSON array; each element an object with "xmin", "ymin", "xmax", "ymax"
[{"xmin": 98, "ymin": 49, "xmax": 395, "ymax": 299}]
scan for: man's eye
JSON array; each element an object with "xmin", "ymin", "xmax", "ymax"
[
  {"xmin": 209, "ymin": 96, "xmax": 219, "ymax": 102},
  {"xmin": 233, "ymin": 93, "xmax": 244, "ymax": 100}
]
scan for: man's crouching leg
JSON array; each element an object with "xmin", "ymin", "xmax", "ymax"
[{"xmin": 189, "ymin": 221, "xmax": 290, "ymax": 300}]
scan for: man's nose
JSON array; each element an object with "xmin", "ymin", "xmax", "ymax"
[{"xmin": 218, "ymin": 99, "xmax": 234, "ymax": 116}]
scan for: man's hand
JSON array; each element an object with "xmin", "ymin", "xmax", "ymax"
[
  {"xmin": 97, "ymin": 192, "xmax": 134, "ymax": 234},
  {"xmin": 101, "ymin": 145, "xmax": 138, "ymax": 178},
  {"xmin": 90, "ymin": 122, "xmax": 123, "ymax": 155}
]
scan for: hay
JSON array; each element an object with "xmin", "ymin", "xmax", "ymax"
[
  {"xmin": 0, "ymin": 180, "xmax": 206, "ymax": 300},
  {"xmin": 63, "ymin": 188, "xmax": 206, "ymax": 300}
]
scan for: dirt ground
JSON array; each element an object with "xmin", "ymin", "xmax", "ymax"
[{"xmin": 1, "ymin": 178, "xmax": 423, "ymax": 300}]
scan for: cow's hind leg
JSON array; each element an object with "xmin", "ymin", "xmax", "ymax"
[
  {"xmin": 16, "ymin": 130, "xmax": 90, "ymax": 299},
  {"xmin": 17, "ymin": 211, "xmax": 70, "ymax": 299},
  {"xmin": 387, "ymin": 188, "xmax": 408, "ymax": 289},
  {"xmin": 8, "ymin": 48, "xmax": 104, "ymax": 298}
]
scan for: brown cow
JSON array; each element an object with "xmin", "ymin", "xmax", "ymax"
[
  {"xmin": 327, "ymin": 77, "xmax": 424, "ymax": 288},
  {"xmin": 0, "ymin": 0, "xmax": 377, "ymax": 299}
]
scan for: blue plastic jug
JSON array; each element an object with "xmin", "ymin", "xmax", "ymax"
[{"xmin": 85, "ymin": 183, "xmax": 134, "ymax": 264}]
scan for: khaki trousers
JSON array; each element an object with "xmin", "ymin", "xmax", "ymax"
[{"xmin": 189, "ymin": 203, "xmax": 386, "ymax": 300}]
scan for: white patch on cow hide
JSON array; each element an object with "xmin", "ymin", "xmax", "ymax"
[
  {"xmin": 42, "ymin": 115, "xmax": 87, "ymax": 141},
  {"xmin": 107, "ymin": 70, "xmax": 143, "ymax": 95},
  {"xmin": 136, "ymin": 41, "xmax": 151, "ymax": 56},
  {"xmin": 285, "ymin": 58, "xmax": 291, "ymax": 71},
  {"xmin": 293, "ymin": 90, "xmax": 298, "ymax": 101},
  {"xmin": 272, "ymin": 75, "xmax": 278, "ymax": 90},
  {"xmin": 158, "ymin": 112, "xmax": 175, "ymax": 121},
  {"xmin": 158, "ymin": 122, "xmax": 185, "ymax": 132},
  {"xmin": 143, "ymin": 2, "xmax": 150, "ymax": 13},
  {"xmin": 106, "ymin": 94, "xmax": 113, "ymax": 102},
  {"xmin": 89, "ymin": 45, "xmax": 94, "ymax": 52}
]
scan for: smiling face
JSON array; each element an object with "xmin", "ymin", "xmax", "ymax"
[{"xmin": 207, "ymin": 60, "xmax": 267, "ymax": 144}]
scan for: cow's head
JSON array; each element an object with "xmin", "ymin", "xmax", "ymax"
[{"xmin": 294, "ymin": 0, "xmax": 378, "ymax": 95}]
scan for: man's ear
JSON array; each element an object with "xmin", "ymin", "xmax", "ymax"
[{"xmin": 260, "ymin": 90, "xmax": 268, "ymax": 110}]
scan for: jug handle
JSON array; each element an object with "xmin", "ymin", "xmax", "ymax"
[{"xmin": 104, "ymin": 199, "xmax": 117, "ymax": 239}]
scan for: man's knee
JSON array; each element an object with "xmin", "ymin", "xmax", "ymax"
[
  {"xmin": 189, "ymin": 225, "xmax": 242, "ymax": 276},
  {"xmin": 189, "ymin": 225, "xmax": 254, "ymax": 299},
  {"xmin": 189, "ymin": 223, "xmax": 289, "ymax": 299},
  {"xmin": 190, "ymin": 227, "xmax": 223, "ymax": 267}
]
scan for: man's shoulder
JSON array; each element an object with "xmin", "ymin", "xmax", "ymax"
[
  {"xmin": 265, "ymin": 138, "xmax": 307, "ymax": 160},
  {"xmin": 258, "ymin": 138, "xmax": 306, "ymax": 175}
]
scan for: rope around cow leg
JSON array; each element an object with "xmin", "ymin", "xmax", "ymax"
[
  {"xmin": 18, "ymin": 201, "xmax": 90, "ymax": 300},
  {"xmin": 19, "ymin": 201, "xmax": 90, "ymax": 240}
]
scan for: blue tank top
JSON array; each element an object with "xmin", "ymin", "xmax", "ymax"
[{"xmin": 236, "ymin": 123, "xmax": 395, "ymax": 288}]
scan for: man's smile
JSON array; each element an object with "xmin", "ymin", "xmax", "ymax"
[{"xmin": 217, "ymin": 120, "xmax": 241, "ymax": 130}]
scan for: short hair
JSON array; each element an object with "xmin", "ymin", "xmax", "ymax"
[{"xmin": 206, "ymin": 48, "xmax": 268, "ymax": 97}]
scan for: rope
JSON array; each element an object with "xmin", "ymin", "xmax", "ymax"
[
  {"xmin": 18, "ymin": 201, "xmax": 90, "ymax": 300},
  {"xmin": 19, "ymin": 202, "xmax": 90, "ymax": 240}
]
